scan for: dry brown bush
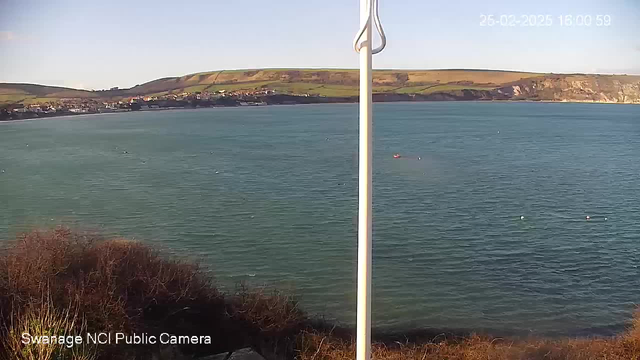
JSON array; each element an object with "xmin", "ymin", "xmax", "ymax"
[
  {"xmin": 295, "ymin": 316, "xmax": 640, "ymax": 360},
  {"xmin": 2, "ymin": 227, "xmax": 639, "ymax": 360},
  {"xmin": 4, "ymin": 297, "xmax": 96, "ymax": 360}
]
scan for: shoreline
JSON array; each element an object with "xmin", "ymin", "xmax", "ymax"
[{"xmin": 2, "ymin": 98, "xmax": 638, "ymax": 123}]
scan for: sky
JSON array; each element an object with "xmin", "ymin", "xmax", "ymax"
[{"xmin": 1, "ymin": 0, "xmax": 639, "ymax": 90}]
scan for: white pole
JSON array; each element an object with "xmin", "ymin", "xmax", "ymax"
[{"xmin": 356, "ymin": 0, "xmax": 373, "ymax": 359}]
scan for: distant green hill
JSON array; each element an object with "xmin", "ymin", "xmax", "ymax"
[
  {"xmin": 0, "ymin": 83, "xmax": 98, "ymax": 105},
  {"xmin": 2, "ymin": 69, "xmax": 640, "ymax": 105},
  {"xmin": 122, "ymin": 68, "xmax": 542, "ymax": 98}
]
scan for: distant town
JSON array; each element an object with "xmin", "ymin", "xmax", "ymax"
[
  {"xmin": 3, "ymin": 69, "xmax": 638, "ymax": 121},
  {"xmin": 0, "ymin": 89, "xmax": 334, "ymax": 121}
]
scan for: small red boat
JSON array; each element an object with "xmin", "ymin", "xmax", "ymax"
[{"xmin": 393, "ymin": 154, "xmax": 401, "ymax": 159}]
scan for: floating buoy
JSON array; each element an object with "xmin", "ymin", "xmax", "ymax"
[
  {"xmin": 520, "ymin": 216, "xmax": 525, "ymax": 220},
  {"xmin": 605, "ymin": 217, "xmax": 608, "ymax": 221},
  {"xmin": 586, "ymin": 216, "xmax": 591, "ymax": 220},
  {"xmin": 393, "ymin": 154, "xmax": 401, "ymax": 159},
  {"xmin": 418, "ymin": 157, "xmax": 422, "ymax": 160}
]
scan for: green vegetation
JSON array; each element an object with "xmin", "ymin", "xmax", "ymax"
[
  {"xmin": 417, "ymin": 84, "xmax": 498, "ymax": 95},
  {"xmin": 21, "ymin": 97, "xmax": 65, "ymax": 105},
  {"xmin": 1, "ymin": 227, "xmax": 640, "ymax": 360},
  {"xmin": 205, "ymin": 80, "xmax": 276, "ymax": 93},
  {"xmin": 311, "ymin": 85, "xmax": 360, "ymax": 97},
  {"xmin": 372, "ymin": 85, "xmax": 398, "ymax": 93},
  {"xmin": 2, "ymin": 69, "xmax": 640, "ymax": 105},
  {"xmin": 0, "ymin": 94, "xmax": 34, "ymax": 103},
  {"xmin": 178, "ymin": 84, "xmax": 212, "ymax": 93}
]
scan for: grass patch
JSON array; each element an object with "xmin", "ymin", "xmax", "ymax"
[
  {"xmin": 21, "ymin": 97, "xmax": 64, "ymax": 105},
  {"xmin": 179, "ymin": 84, "xmax": 211, "ymax": 93},
  {"xmin": 393, "ymin": 85, "xmax": 432, "ymax": 94},
  {"xmin": 299, "ymin": 85, "xmax": 359, "ymax": 97},
  {"xmin": 143, "ymin": 91, "xmax": 171, "ymax": 97},
  {"xmin": 417, "ymin": 84, "xmax": 496, "ymax": 94},
  {"xmin": 0, "ymin": 94, "xmax": 35, "ymax": 104},
  {"xmin": 268, "ymin": 82, "xmax": 323, "ymax": 94},
  {"xmin": 205, "ymin": 81, "xmax": 277, "ymax": 93},
  {"xmin": 372, "ymin": 86, "xmax": 398, "ymax": 93}
]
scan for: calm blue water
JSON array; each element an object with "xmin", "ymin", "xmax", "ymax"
[{"xmin": 1, "ymin": 102, "xmax": 639, "ymax": 336}]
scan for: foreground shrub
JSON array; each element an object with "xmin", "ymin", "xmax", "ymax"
[
  {"xmin": 2, "ymin": 227, "xmax": 640, "ymax": 360},
  {"xmin": 229, "ymin": 286, "xmax": 306, "ymax": 358},
  {"xmin": 2, "ymin": 228, "xmax": 222, "ymax": 330},
  {"xmin": 0, "ymin": 227, "xmax": 248, "ymax": 358},
  {"xmin": 295, "ymin": 313, "xmax": 640, "ymax": 360},
  {"xmin": 4, "ymin": 297, "xmax": 96, "ymax": 360}
]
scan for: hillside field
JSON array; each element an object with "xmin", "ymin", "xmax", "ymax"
[{"xmin": 2, "ymin": 69, "xmax": 639, "ymax": 105}]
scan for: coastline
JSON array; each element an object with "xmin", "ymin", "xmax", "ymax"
[{"xmin": 2, "ymin": 97, "xmax": 638, "ymax": 123}]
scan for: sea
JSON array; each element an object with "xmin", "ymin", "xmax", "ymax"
[{"xmin": 1, "ymin": 102, "xmax": 639, "ymax": 336}]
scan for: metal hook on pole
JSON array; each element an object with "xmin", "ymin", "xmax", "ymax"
[{"xmin": 353, "ymin": 0, "xmax": 387, "ymax": 55}]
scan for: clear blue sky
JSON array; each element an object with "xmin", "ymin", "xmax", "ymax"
[{"xmin": 1, "ymin": 0, "xmax": 639, "ymax": 90}]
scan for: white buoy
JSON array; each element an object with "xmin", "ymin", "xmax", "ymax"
[
  {"xmin": 605, "ymin": 217, "xmax": 608, "ymax": 221},
  {"xmin": 586, "ymin": 216, "xmax": 590, "ymax": 220},
  {"xmin": 520, "ymin": 216, "xmax": 524, "ymax": 220}
]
